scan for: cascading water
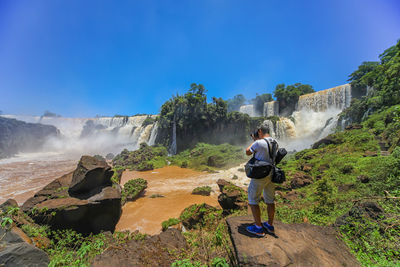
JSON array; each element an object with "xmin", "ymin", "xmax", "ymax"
[
  {"xmin": 239, "ymin": 105, "xmax": 255, "ymax": 117},
  {"xmin": 261, "ymin": 84, "xmax": 354, "ymax": 150},
  {"xmin": 296, "ymin": 84, "xmax": 352, "ymax": 112},
  {"xmin": 263, "ymin": 101, "xmax": 279, "ymax": 117},
  {"xmin": 148, "ymin": 122, "xmax": 159, "ymax": 146}
]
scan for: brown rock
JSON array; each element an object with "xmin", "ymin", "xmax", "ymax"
[
  {"xmin": 0, "ymin": 199, "xmax": 18, "ymax": 212},
  {"xmin": 338, "ymin": 184, "xmax": 355, "ymax": 192},
  {"xmin": 216, "ymin": 179, "xmax": 247, "ymax": 212},
  {"xmin": 290, "ymin": 172, "xmax": 313, "ymax": 189},
  {"xmin": 226, "ymin": 216, "xmax": 361, "ymax": 267},
  {"xmin": 282, "ymin": 190, "xmax": 304, "ymax": 202},
  {"xmin": 22, "ymin": 156, "xmax": 122, "ymax": 234},
  {"xmin": 312, "ymin": 135, "xmax": 340, "ymax": 149},
  {"xmin": 302, "ymin": 164, "xmax": 313, "ymax": 172},
  {"xmin": 180, "ymin": 203, "xmax": 218, "ymax": 230},
  {"xmin": 11, "ymin": 227, "xmax": 32, "ymax": 245},
  {"xmin": 69, "ymin": 155, "xmax": 113, "ymax": 196},
  {"xmin": 0, "ymin": 228, "xmax": 49, "ymax": 267},
  {"xmin": 92, "ymin": 228, "xmax": 187, "ymax": 267},
  {"xmin": 363, "ymin": 150, "xmax": 378, "ymax": 157},
  {"xmin": 318, "ymin": 164, "xmax": 330, "ymax": 172},
  {"xmin": 345, "ymin": 124, "xmax": 363, "ymax": 130},
  {"xmin": 357, "ymin": 175, "xmax": 370, "ymax": 183}
]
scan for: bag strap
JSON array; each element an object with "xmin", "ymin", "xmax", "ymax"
[{"xmin": 264, "ymin": 138, "xmax": 275, "ymax": 165}]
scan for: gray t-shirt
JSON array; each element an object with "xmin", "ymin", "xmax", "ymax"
[{"xmin": 249, "ymin": 137, "xmax": 278, "ymax": 161}]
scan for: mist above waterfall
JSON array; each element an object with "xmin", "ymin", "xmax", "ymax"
[{"xmin": 3, "ymin": 115, "xmax": 159, "ymax": 157}]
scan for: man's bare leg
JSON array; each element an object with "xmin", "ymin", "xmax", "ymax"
[
  {"xmin": 249, "ymin": 204, "xmax": 262, "ymax": 226},
  {"xmin": 267, "ymin": 203, "xmax": 275, "ymax": 225}
]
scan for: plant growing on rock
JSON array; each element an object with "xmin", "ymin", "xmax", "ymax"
[
  {"xmin": 192, "ymin": 186, "xmax": 212, "ymax": 196},
  {"xmin": 121, "ymin": 178, "xmax": 148, "ymax": 204},
  {"xmin": 161, "ymin": 218, "xmax": 180, "ymax": 231}
]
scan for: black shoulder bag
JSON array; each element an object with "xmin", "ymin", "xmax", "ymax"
[
  {"xmin": 244, "ymin": 140, "xmax": 273, "ymax": 179},
  {"xmin": 266, "ymin": 139, "xmax": 286, "ymax": 184}
]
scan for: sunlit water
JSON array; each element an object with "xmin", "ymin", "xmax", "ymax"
[{"xmin": 0, "ymin": 152, "xmax": 78, "ymax": 204}]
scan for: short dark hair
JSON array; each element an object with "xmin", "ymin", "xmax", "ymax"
[{"xmin": 259, "ymin": 125, "xmax": 270, "ymax": 135}]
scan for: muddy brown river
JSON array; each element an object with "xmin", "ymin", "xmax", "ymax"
[
  {"xmin": 116, "ymin": 166, "xmax": 220, "ymax": 235},
  {"xmin": 1, "ymin": 156, "xmax": 248, "ymax": 235}
]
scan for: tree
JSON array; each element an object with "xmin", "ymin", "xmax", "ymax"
[
  {"xmin": 42, "ymin": 110, "xmax": 60, "ymax": 117},
  {"xmin": 273, "ymin": 83, "xmax": 314, "ymax": 113},
  {"xmin": 252, "ymin": 93, "xmax": 273, "ymax": 116},
  {"xmin": 227, "ymin": 94, "xmax": 246, "ymax": 112},
  {"xmin": 341, "ymin": 39, "xmax": 400, "ymax": 123}
]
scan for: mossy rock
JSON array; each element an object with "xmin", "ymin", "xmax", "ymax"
[
  {"xmin": 179, "ymin": 203, "xmax": 219, "ymax": 230},
  {"xmin": 121, "ymin": 178, "xmax": 148, "ymax": 205},
  {"xmin": 191, "ymin": 186, "xmax": 212, "ymax": 196}
]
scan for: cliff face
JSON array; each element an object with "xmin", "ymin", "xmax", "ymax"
[{"xmin": 0, "ymin": 117, "xmax": 59, "ymax": 158}]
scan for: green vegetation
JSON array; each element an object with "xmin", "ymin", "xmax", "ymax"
[
  {"xmin": 142, "ymin": 115, "xmax": 156, "ymax": 127},
  {"xmin": 342, "ymin": 39, "xmax": 400, "ymax": 123},
  {"xmin": 171, "ymin": 257, "xmax": 229, "ymax": 267},
  {"xmin": 175, "ymin": 204, "xmax": 235, "ymax": 265},
  {"xmin": 161, "ymin": 218, "xmax": 180, "ymax": 231},
  {"xmin": 112, "ymin": 143, "xmax": 168, "ymax": 171},
  {"xmin": 192, "ymin": 186, "xmax": 212, "ymax": 196},
  {"xmin": 273, "ymin": 83, "xmax": 314, "ymax": 114},
  {"xmin": 157, "ymin": 83, "xmax": 263, "ymax": 152},
  {"xmin": 113, "ymin": 142, "xmax": 247, "ymax": 172},
  {"xmin": 110, "ymin": 166, "xmax": 125, "ymax": 184},
  {"xmin": 227, "ymin": 94, "xmax": 246, "ymax": 112},
  {"xmin": 251, "ymin": 93, "xmax": 273, "ymax": 115},
  {"xmin": 170, "ymin": 143, "xmax": 246, "ymax": 171},
  {"xmin": 121, "ymin": 178, "xmax": 148, "ymax": 204},
  {"xmin": 264, "ymin": 112, "xmax": 400, "ymax": 265}
]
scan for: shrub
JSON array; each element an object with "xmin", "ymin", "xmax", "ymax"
[
  {"xmin": 121, "ymin": 178, "xmax": 148, "ymax": 204},
  {"xmin": 161, "ymin": 218, "xmax": 180, "ymax": 231}
]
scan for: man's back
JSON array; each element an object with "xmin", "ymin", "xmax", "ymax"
[{"xmin": 249, "ymin": 137, "xmax": 278, "ymax": 161}]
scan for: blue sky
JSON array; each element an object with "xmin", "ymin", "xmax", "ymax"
[{"xmin": 0, "ymin": 0, "xmax": 399, "ymax": 117}]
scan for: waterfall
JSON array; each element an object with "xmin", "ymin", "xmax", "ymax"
[
  {"xmin": 262, "ymin": 117, "xmax": 295, "ymax": 141},
  {"xmin": 263, "ymin": 101, "xmax": 279, "ymax": 117},
  {"xmin": 276, "ymin": 118, "xmax": 296, "ymax": 140},
  {"xmin": 257, "ymin": 84, "xmax": 358, "ymax": 150},
  {"xmin": 297, "ymin": 84, "xmax": 352, "ymax": 112},
  {"xmin": 3, "ymin": 114, "xmax": 159, "ymax": 155},
  {"xmin": 239, "ymin": 105, "xmax": 255, "ymax": 117},
  {"xmin": 169, "ymin": 117, "xmax": 177, "ymax": 155},
  {"xmin": 148, "ymin": 122, "xmax": 159, "ymax": 146}
]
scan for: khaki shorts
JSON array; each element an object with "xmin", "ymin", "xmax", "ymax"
[{"xmin": 247, "ymin": 175, "xmax": 275, "ymax": 205}]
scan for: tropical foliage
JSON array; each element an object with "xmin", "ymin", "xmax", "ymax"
[{"xmin": 273, "ymin": 83, "xmax": 314, "ymax": 114}]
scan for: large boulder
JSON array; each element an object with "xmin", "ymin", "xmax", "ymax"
[
  {"xmin": 91, "ymin": 228, "xmax": 187, "ymax": 267},
  {"xmin": 226, "ymin": 216, "xmax": 361, "ymax": 267},
  {"xmin": 69, "ymin": 155, "xmax": 113, "ymax": 197},
  {"xmin": 217, "ymin": 179, "xmax": 247, "ymax": 213},
  {"xmin": 0, "ymin": 228, "xmax": 49, "ymax": 267},
  {"xmin": 22, "ymin": 156, "xmax": 122, "ymax": 234}
]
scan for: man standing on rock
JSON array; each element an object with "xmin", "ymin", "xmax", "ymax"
[{"xmin": 245, "ymin": 125, "xmax": 277, "ymax": 237}]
